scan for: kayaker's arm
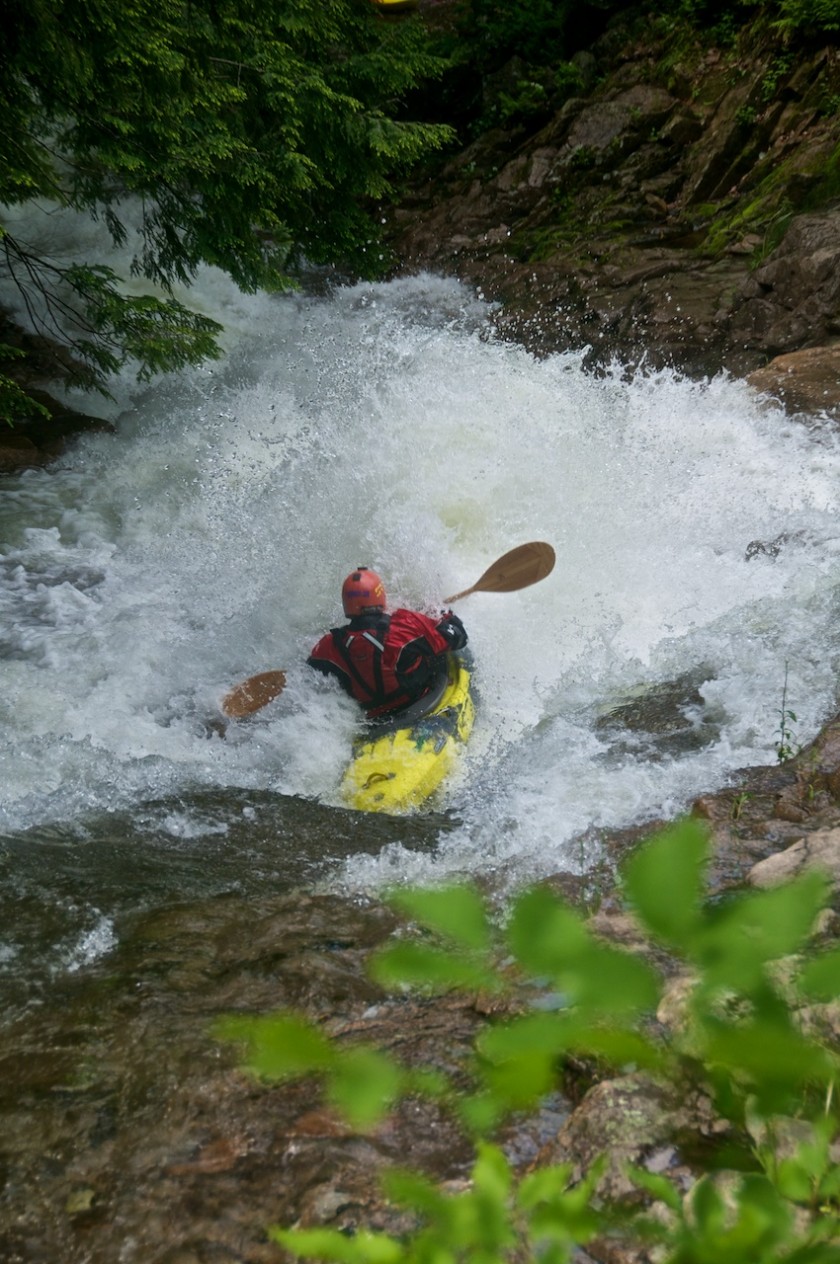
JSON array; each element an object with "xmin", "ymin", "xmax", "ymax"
[
  {"xmin": 307, "ymin": 639, "xmax": 356, "ymax": 698},
  {"xmin": 436, "ymin": 610, "xmax": 468, "ymax": 651}
]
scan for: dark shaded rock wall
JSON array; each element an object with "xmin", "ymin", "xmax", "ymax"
[{"xmin": 386, "ymin": 19, "xmax": 840, "ymax": 390}]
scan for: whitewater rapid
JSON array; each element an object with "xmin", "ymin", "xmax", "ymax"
[{"xmin": 3, "ymin": 221, "xmax": 840, "ymax": 908}]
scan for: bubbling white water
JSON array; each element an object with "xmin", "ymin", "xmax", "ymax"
[{"xmin": 3, "ymin": 230, "xmax": 840, "ymax": 893}]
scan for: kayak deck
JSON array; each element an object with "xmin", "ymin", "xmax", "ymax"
[{"xmin": 340, "ymin": 655, "xmax": 474, "ymax": 814}]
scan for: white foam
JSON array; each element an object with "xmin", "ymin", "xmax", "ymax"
[{"xmin": 61, "ymin": 914, "xmax": 118, "ymax": 973}]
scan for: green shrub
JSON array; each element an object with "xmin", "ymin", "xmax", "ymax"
[
  {"xmin": 217, "ymin": 818, "xmax": 840, "ymax": 1263},
  {"xmin": 773, "ymin": 0, "xmax": 840, "ymax": 33}
]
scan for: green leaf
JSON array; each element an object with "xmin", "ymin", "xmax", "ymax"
[
  {"xmin": 507, "ymin": 889, "xmax": 660, "ymax": 1017},
  {"xmin": 622, "ymin": 817, "xmax": 709, "ymax": 949},
  {"xmin": 271, "ymin": 1226, "xmax": 403, "ymax": 1263},
  {"xmin": 767, "ymin": 1119, "xmax": 837, "ymax": 1205},
  {"xmin": 704, "ymin": 1018, "xmax": 836, "ymax": 1111},
  {"xmin": 570, "ymin": 943, "xmax": 661, "ymax": 1018},
  {"xmin": 519, "ymin": 1156, "xmax": 606, "ymax": 1245},
  {"xmin": 478, "ymin": 1012, "xmax": 570, "ymax": 1062},
  {"xmin": 818, "ymin": 1162, "xmax": 840, "ymax": 1199},
  {"xmin": 478, "ymin": 1047, "xmax": 560, "ymax": 1111},
  {"xmin": 696, "ymin": 871, "xmax": 830, "ymax": 991},
  {"xmin": 787, "ymin": 1247, "xmax": 840, "ymax": 1264},
  {"xmin": 800, "ymin": 945, "xmax": 840, "ymax": 1000},
  {"xmin": 507, "ymin": 887, "xmax": 590, "ymax": 977},
  {"xmin": 561, "ymin": 1023, "xmax": 666, "ymax": 1072},
  {"xmin": 458, "ymin": 1091, "xmax": 504, "ymax": 1136},
  {"xmin": 0, "ymin": 372, "xmax": 53, "ymax": 426},
  {"xmin": 517, "ymin": 1163, "xmax": 576, "ymax": 1211},
  {"xmin": 718, "ymin": 1174, "xmax": 792, "ymax": 1253},
  {"xmin": 214, "ymin": 1012, "xmax": 334, "ymax": 1080},
  {"xmin": 371, "ymin": 941, "xmax": 498, "ymax": 993},
  {"xmin": 402, "ymin": 1066, "xmax": 451, "ymax": 1100},
  {"xmin": 473, "ymin": 1141, "xmax": 513, "ymax": 1201},
  {"xmin": 474, "ymin": 1013, "xmax": 574, "ymax": 1111},
  {"xmin": 775, "ymin": 1157, "xmax": 816, "ymax": 1203},
  {"xmin": 469, "ymin": 1143, "xmax": 517, "ymax": 1253},
  {"xmin": 327, "ymin": 1045, "xmax": 402, "ymax": 1130},
  {"xmin": 385, "ymin": 1145, "xmax": 516, "ymax": 1257},
  {"xmin": 389, "ymin": 885, "xmax": 492, "ymax": 952},
  {"xmin": 681, "ymin": 1173, "xmax": 795, "ymax": 1259},
  {"xmin": 383, "ymin": 1167, "xmax": 448, "ymax": 1217},
  {"xmin": 690, "ymin": 1173, "xmax": 727, "ymax": 1236}
]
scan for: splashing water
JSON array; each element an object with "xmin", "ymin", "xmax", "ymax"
[{"xmin": 3, "ymin": 206, "xmax": 840, "ymax": 995}]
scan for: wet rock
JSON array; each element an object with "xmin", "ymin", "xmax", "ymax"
[
  {"xmin": 593, "ymin": 672, "xmax": 720, "ymax": 761},
  {"xmin": 732, "ymin": 213, "xmax": 840, "ymax": 360},
  {"xmin": 747, "ymin": 827, "xmax": 840, "ymax": 890},
  {"xmin": 0, "ymin": 431, "xmax": 41, "ymax": 471},
  {"xmin": 0, "ymin": 395, "xmax": 113, "ymax": 471},
  {"xmin": 585, "ymin": 909, "xmax": 649, "ymax": 955},
  {"xmin": 656, "ymin": 973, "xmax": 697, "ymax": 1036},
  {"xmin": 530, "ymin": 1072, "xmax": 708, "ymax": 1203},
  {"xmin": 387, "ymin": 25, "xmax": 840, "ymax": 382},
  {"xmin": 744, "ymin": 531, "xmax": 811, "ymax": 561},
  {"xmin": 747, "ymin": 343, "xmax": 840, "ymax": 417},
  {"xmin": 552, "ymin": 86, "xmax": 677, "ymax": 170},
  {"xmin": 0, "ymin": 890, "xmax": 492, "ymax": 1264}
]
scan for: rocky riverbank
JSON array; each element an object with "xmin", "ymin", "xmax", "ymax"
[{"xmin": 385, "ymin": 7, "xmax": 840, "ymax": 414}]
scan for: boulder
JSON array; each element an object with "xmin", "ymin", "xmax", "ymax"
[
  {"xmin": 747, "ymin": 828, "xmax": 840, "ymax": 889},
  {"xmin": 747, "ymin": 343, "xmax": 840, "ymax": 416}
]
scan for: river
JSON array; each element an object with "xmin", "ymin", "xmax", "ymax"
[{"xmin": 3, "ymin": 205, "xmax": 840, "ymax": 1020}]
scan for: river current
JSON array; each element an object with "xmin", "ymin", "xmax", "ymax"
[{"xmin": 3, "ymin": 206, "xmax": 840, "ymax": 1011}]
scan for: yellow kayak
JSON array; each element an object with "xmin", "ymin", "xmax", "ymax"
[
  {"xmin": 369, "ymin": 0, "xmax": 418, "ymax": 11},
  {"xmin": 341, "ymin": 655, "xmax": 475, "ymax": 814}
]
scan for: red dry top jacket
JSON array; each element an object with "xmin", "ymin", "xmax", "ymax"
[{"xmin": 308, "ymin": 608, "xmax": 459, "ymax": 718}]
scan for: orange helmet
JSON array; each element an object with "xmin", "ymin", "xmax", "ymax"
[{"xmin": 342, "ymin": 567, "xmax": 386, "ymax": 617}]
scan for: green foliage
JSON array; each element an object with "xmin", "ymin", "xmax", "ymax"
[
  {"xmin": 775, "ymin": 664, "xmax": 801, "ymax": 763},
  {"xmin": 466, "ymin": 0, "xmax": 577, "ymax": 71},
  {"xmin": 496, "ymin": 78, "xmax": 550, "ymax": 125},
  {"xmin": 0, "ymin": 346, "xmax": 52, "ymax": 426},
  {"xmin": 657, "ymin": 0, "xmax": 840, "ymax": 39},
  {"xmin": 622, "ymin": 816, "xmax": 708, "ymax": 945},
  {"xmin": 216, "ymin": 1012, "xmax": 335, "ymax": 1080},
  {"xmin": 218, "ymin": 819, "xmax": 840, "ymax": 1263},
  {"xmin": 761, "ymin": 54, "xmax": 795, "ymax": 100},
  {"xmin": 65, "ymin": 264, "xmax": 225, "ymax": 386},
  {"xmin": 803, "ymin": 143, "xmax": 840, "ymax": 207},
  {"xmin": 800, "ymin": 944, "xmax": 840, "ymax": 1000},
  {"xmin": 1, "ymin": 0, "xmax": 454, "ymax": 407},
  {"xmin": 214, "ymin": 1011, "xmax": 447, "ymax": 1132},
  {"xmin": 389, "ymin": 884, "xmax": 493, "ymax": 952},
  {"xmin": 272, "ymin": 1143, "xmax": 608, "ymax": 1264},
  {"xmin": 773, "ymin": 0, "xmax": 840, "ymax": 34}
]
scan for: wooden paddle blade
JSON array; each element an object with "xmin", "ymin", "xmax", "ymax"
[
  {"xmin": 222, "ymin": 670, "xmax": 287, "ymax": 718},
  {"xmin": 443, "ymin": 541, "xmax": 555, "ymax": 603}
]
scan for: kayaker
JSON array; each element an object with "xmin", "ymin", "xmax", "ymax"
[{"xmin": 307, "ymin": 567, "xmax": 468, "ymax": 719}]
